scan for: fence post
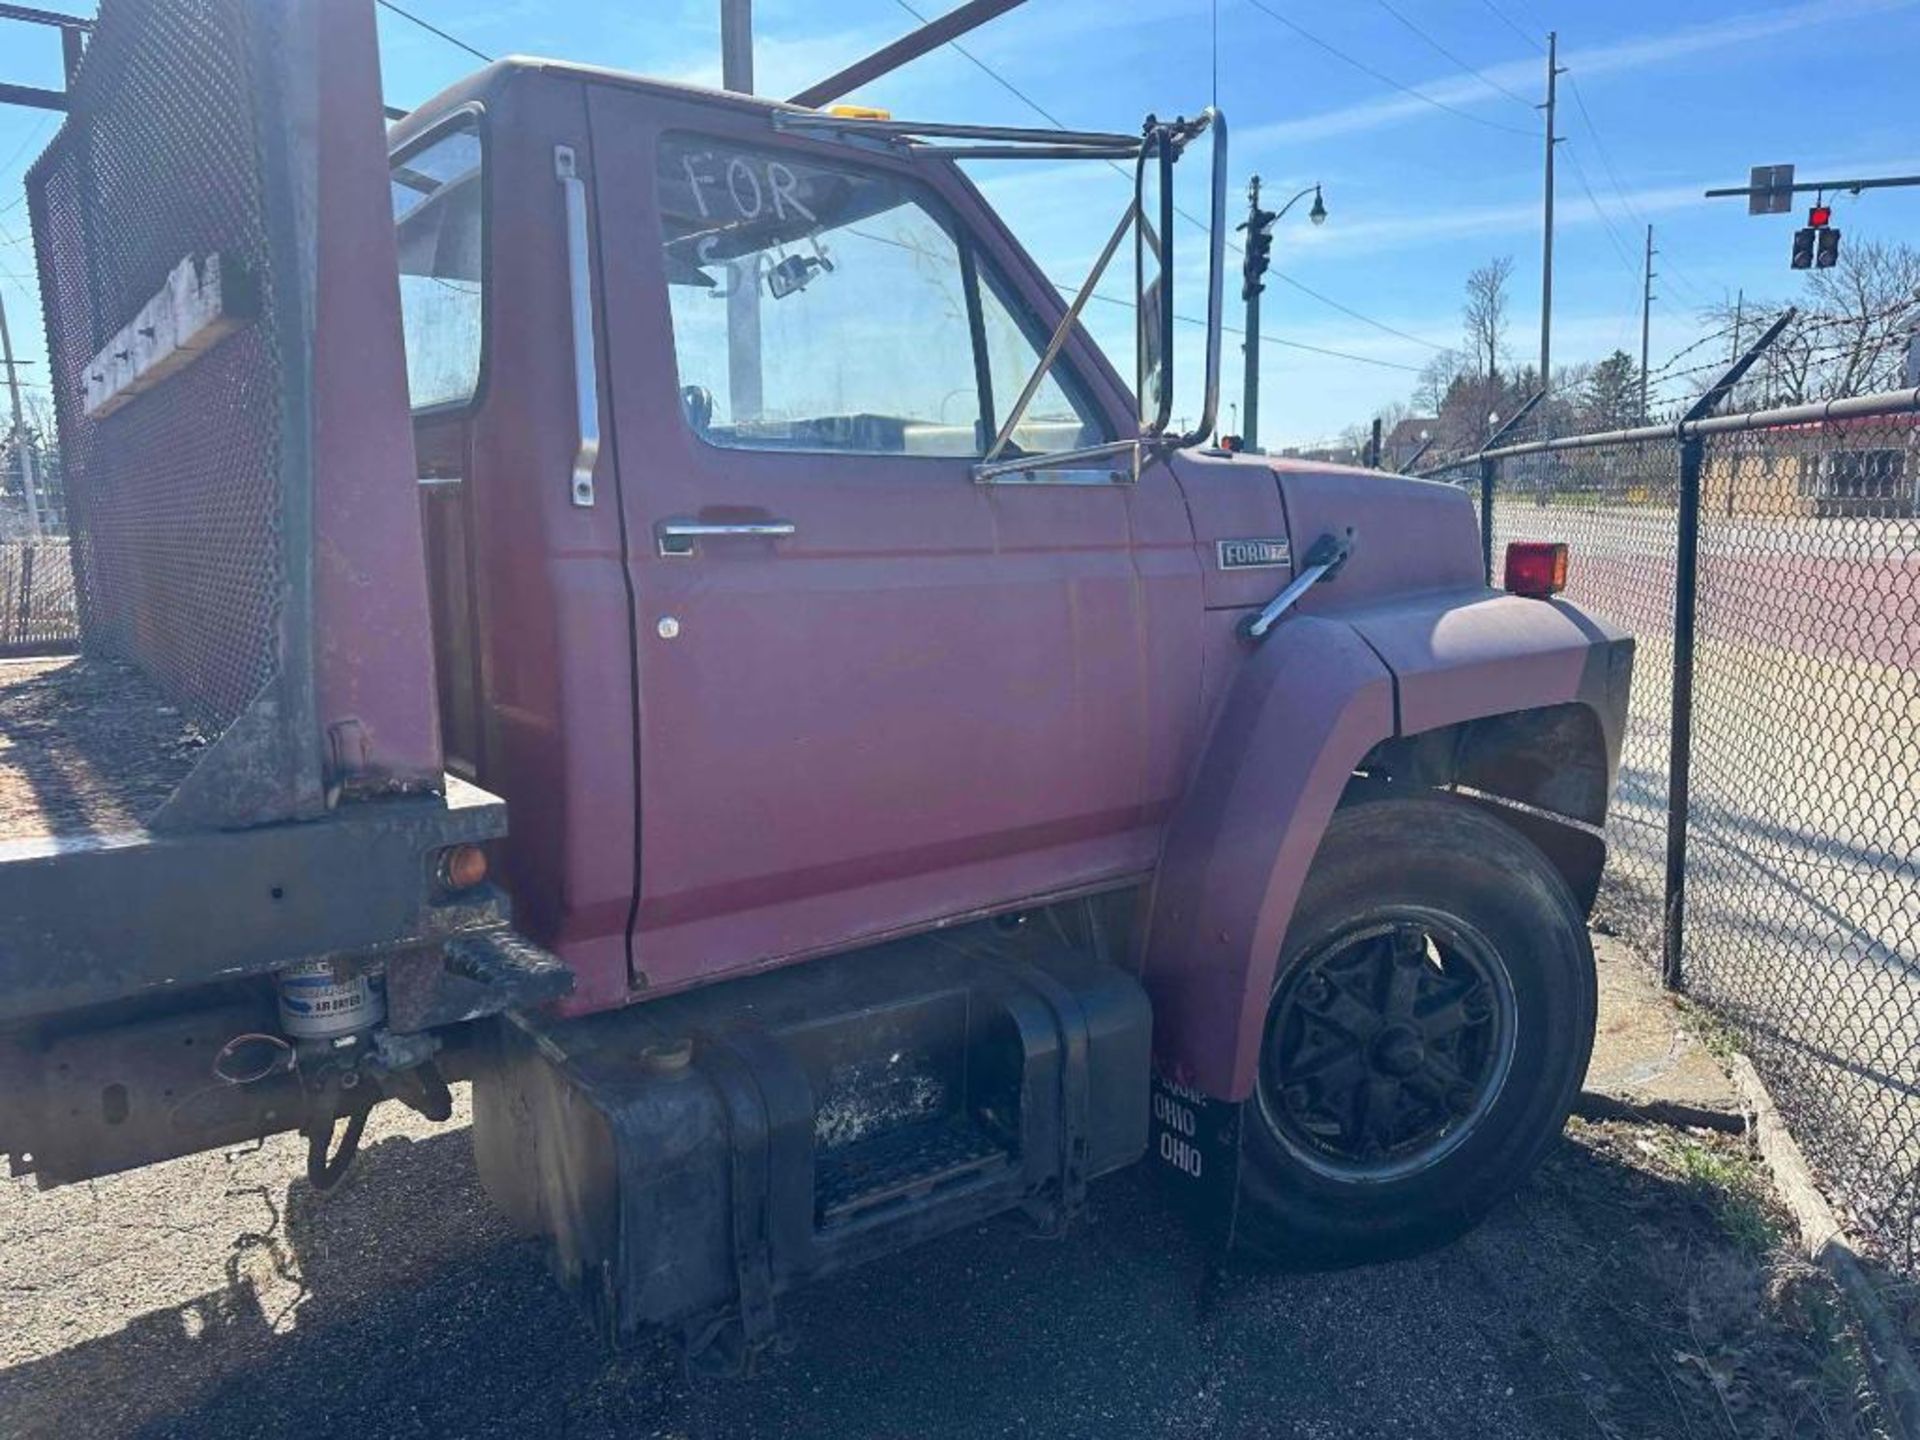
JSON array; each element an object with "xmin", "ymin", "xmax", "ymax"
[
  {"xmin": 1469, "ymin": 387, "xmax": 1546, "ymax": 584},
  {"xmin": 1661, "ymin": 433, "xmax": 1704, "ymax": 991},
  {"xmin": 1478, "ymin": 454, "xmax": 1496, "ymax": 583},
  {"xmin": 1656, "ymin": 308, "xmax": 1794, "ymax": 992}
]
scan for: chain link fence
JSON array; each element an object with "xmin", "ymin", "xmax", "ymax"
[
  {"xmin": 0, "ymin": 434, "xmax": 77, "ymax": 655},
  {"xmin": 1450, "ymin": 385, "xmax": 1920, "ymax": 1280}
]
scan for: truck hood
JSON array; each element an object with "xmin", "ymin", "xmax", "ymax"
[{"xmin": 1163, "ymin": 449, "xmax": 1486, "ymax": 611}]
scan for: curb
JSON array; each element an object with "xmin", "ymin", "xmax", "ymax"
[
  {"xmin": 1572, "ymin": 1088, "xmax": 1745, "ymax": 1134},
  {"xmin": 1730, "ymin": 1054, "xmax": 1920, "ymax": 1439}
]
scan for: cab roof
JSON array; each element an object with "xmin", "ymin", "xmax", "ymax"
[{"xmin": 388, "ymin": 55, "xmax": 818, "ymax": 153}]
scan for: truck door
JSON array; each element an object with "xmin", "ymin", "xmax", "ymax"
[{"xmin": 586, "ymin": 87, "xmax": 1201, "ymax": 992}]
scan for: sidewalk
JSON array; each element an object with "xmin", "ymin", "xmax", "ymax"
[{"xmin": 1582, "ymin": 931, "xmax": 1743, "ymax": 1121}]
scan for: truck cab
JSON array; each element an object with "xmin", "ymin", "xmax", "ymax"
[
  {"xmin": 4, "ymin": 2, "xmax": 1630, "ymax": 1375},
  {"xmin": 396, "ymin": 63, "xmax": 1209, "ymax": 1012},
  {"xmin": 391, "ymin": 59, "xmax": 1633, "ymax": 1362}
]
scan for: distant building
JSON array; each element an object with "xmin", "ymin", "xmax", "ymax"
[{"xmin": 1700, "ymin": 412, "xmax": 1917, "ymax": 518}]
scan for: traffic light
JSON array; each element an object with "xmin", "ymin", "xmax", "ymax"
[
  {"xmin": 1239, "ymin": 206, "xmax": 1276, "ymax": 300},
  {"xmin": 1791, "ymin": 227, "xmax": 1815, "ymax": 269},
  {"xmin": 1816, "ymin": 227, "xmax": 1841, "ymax": 268}
]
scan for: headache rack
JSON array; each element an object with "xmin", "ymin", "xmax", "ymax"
[{"xmin": 0, "ymin": 0, "xmax": 532, "ymax": 1028}]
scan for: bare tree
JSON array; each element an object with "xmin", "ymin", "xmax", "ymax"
[
  {"xmin": 1462, "ymin": 257, "xmax": 1514, "ymax": 379},
  {"xmin": 1412, "ymin": 349, "xmax": 1466, "ymax": 415},
  {"xmin": 1804, "ymin": 239, "xmax": 1920, "ymax": 398},
  {"xmin": 1335, "ymin": 400, "xmax": 1414, "ymax": 463},
  {"xmin": 1685, "ymin": 241, "xmax": 1920, "ymax": 410}
]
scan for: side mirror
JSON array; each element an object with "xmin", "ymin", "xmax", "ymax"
[
  {"xmin": 1133, "ymin": 110, "xmax": 1227, "ymax": 447},
  {"xmin": 1135, "ymin": 133, "xmax": 1175, "ymax": 436}
]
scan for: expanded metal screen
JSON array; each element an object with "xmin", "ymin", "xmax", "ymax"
[
  {"xmin": 1472, "ymin": 396, "xmax": 1920, "ymax": 1278},
  {"xmin": 27, "ymin": 0, "xmax": 287, "ymax": 733}
]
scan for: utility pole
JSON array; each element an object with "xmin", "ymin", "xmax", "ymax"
[
  {"xmin": 0, "ymin": 291, "xmax": 42, "ymax": 539},
  {"xmin": 1639, "ymin": 224, "xmax": 1656, "ymax": 420},
  {"xmin": 720, "ymin": 0, "xmax": 752, "ymax": 90},
  {"xmin": 719, "ymin": 0, "xmax": 762, "ymax": 424},
  {"xmin": 1538, "ymin": 31, "xmax": 1564, "ymax": 390}
]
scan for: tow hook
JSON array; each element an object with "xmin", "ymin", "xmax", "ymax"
[
  {"xmin": 298, "ymin": 1036, "xmax": 454, "ymax": 1192},
  {"xmin": 1240, "ymin": 528, "xmax": 1356, "ymax": 641}
]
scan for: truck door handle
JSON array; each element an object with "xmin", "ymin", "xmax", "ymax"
[
  {"xmin": 656, "ymin": 519, "xmax": 797, "ymax": 557},
  {"xmin": 555, "ymin": 145, "xmax": 600, "ymax": 510}
]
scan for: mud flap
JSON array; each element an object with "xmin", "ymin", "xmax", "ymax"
[{"xmin": 1149, "ymin": 1070, "xmax": 1244, "ymax": 1245}]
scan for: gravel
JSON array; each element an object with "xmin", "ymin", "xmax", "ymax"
[
  {"xmin": 0, "ymin": 656, "xmax": 206, "ymax": 842},
  {"xmin": 0, "ymin": 1090, "xmax": 1882, "ymax": 1440}
]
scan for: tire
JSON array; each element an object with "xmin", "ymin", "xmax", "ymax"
[{"xmin": 1234, "ymin": 792, "xmax": 1595, "ymax": 1266}]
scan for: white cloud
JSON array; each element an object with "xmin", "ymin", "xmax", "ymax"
[{"xmin": 1240, "ymin": 0, "xmax": 1920, "ymax": 150}]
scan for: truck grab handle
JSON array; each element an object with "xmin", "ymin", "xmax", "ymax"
[
  {"xmin": 555, "ymin": 145, "xmax": 600, "ymax": 509},
  {"xmin": 1240, "ymin": 529, "xmax": 1355, "ymax": 641}
]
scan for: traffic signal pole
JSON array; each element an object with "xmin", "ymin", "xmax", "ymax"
[
  {"xmin": 1237, "ymin": 178, "xmax": 1319, "ymax": 449},
  {"xmin": 1707, "ymin": 168, "xmax": 1920, "ymax": 272},
  {"xmin": 1243, "ymin": 179, "xmax": 1261, "ymax": 449},
  {"xmin": 1240, "ymin": 175, "xmax": 1275, "ymax": 450}
]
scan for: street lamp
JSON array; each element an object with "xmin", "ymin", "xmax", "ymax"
[{"xmin": 1241, "ymin": 180, "xmax": 1327, "ymax": 451}]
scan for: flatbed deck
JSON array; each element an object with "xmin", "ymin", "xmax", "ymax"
[{"xmin": 0, "ymin": 656, "xmax": 207, "ymax": 844}]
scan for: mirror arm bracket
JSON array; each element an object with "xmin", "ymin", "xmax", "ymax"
[{"xmin": 982, "ymin": 198, "xmax": 1137, "ymax": 464}]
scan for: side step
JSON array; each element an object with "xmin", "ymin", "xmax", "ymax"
[
  {"xmin": 472, "ymin": 913, "xmax": 1151, "ymax": 1369},
  {"xmin": 817, "ymin": 1115, "xmax": 1011, "ymax": 1227}
]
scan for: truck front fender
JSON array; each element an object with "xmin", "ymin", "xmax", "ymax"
[
  {"xmin": 1143, "ymin": 615, "xmax": 1394, "ymax": 1101},
  {"xmin": 1145, "ymin": 589, "xmax": 1632, "ymax": 1101}
]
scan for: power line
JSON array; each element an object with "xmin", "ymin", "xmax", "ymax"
[
  {"xmin": 375, "ymin": 0, "xmax": 492, "ymax": 64},
  {"xmin": 383, "ymin": 0, "xmax": 1441, "ymax": 375},
  {"xmin": 1563, "ymin": 74, "xmax": 1713, "ymax": 308},
  {"xmin": 1241, "ymin": 0, "xmax": 1537, "ymax": 138},
  {"xmin": 1268, "ymin": 272, "xmax": 1447, "ymax": 352},
  {"xmin": 0, "ymin": 113, "xmax": 56, "ymax": 184},
  {"xmin": 1476, "ymin": 0, "xmax": 1545, "ymax": 54},
  {"xmin": 1562, "ymin": 147, "xmax": 1639, "ymax": 282},
  {"xmin": 1067, "ymin": 284, "xmax": 1425, "ymax": 371},
  {"xmin": 1369, "ymin": 0, "xmax": 1534, "ymax": 109},
  {"xmin": 1563, "ymin": 78, "xmax": 1639, "ymax": 223},
  {"xmin": 889, "ymin": 0, "xmax": 1447, "ymax": 356},
  {"xmin": 845, "ymin": 212, "xmax": 1430, "ymax": 375}
]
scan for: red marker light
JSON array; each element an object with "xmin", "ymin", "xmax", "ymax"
[
  {"xmin": 1809, "ymin": 204, "xmax": 1832, "ymax": 227},
  {"xmin": 1504, "ymin": 541, "xmax": 1569, "ymax": 599}
]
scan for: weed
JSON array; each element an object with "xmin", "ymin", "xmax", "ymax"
[{"xmin": 1665, "ymin": 1134, "xmax": 1785, "ymax": 1255}]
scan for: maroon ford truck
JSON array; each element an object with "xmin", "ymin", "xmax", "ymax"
[{"xmin": 1, "ymin": 0, "xmax": 1630, "ymax": 1371}]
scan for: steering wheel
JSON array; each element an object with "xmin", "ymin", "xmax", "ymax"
[{"xmin": 680, "ymin": 385, "xmax": 714, "ymax": 435}]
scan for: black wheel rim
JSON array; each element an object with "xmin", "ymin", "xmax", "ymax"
[{"xmin": 1256, "ymin": 908, "xmax": 1518, "ymax": 1184}]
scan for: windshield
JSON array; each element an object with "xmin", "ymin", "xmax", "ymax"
[{"xmin": 391, "ymin": 117, "xmax": 484, "ymax": 413}]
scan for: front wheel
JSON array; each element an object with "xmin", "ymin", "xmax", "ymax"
[{"xmin": 1234, "ymin": 793, "xmax": 1596, "ymax": 1266}]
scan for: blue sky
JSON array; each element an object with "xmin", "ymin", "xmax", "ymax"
[{"xmin": 3, "ymin": 0, "xmax": 1918, "ymax": 447}]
